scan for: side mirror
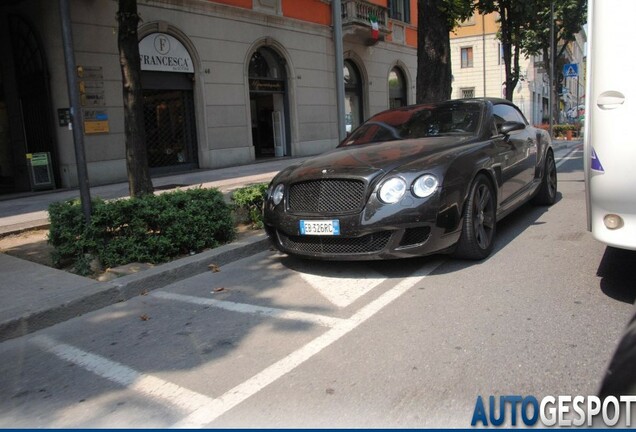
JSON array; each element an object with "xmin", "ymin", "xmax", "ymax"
[{"xmin": 499, "ymin": 121, "xmax": 525, "ymax": 135}]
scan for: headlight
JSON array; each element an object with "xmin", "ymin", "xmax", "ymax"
[
  {"xmin": 271, "ymin": 183, "xmax": 285, "ymax": 206},
  {"xmin": 378, "ymin": 177, "xmax": 407, "ymax": 204},
  {"xmin": 412, "ymin": 174, "xmax": 439, "ymax": 198}
]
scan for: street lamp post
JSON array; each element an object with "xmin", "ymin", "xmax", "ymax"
[
  {"xmin": 332, "ymin": 0, "xmax": 346, "ymax": 143},
  {"xmin": 59, "ymin": 0, "xmax": 92, "ymax": 223}
]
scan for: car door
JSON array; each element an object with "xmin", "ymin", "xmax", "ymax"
[{"xmin": 492, "ymin": 103, "xmax": 537, "ymax": 203}]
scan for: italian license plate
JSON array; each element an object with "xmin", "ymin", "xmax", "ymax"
[{"xmin": 299, "ymin": 220, "xmax": 340, "ymax": 236}]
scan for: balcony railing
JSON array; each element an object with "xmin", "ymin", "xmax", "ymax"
[{"xmin": 341, "ymin": 0, "xmax": 390, "ymax": 43}]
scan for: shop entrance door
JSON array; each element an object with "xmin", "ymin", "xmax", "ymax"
[
  {"xmin": 250, "ymin": 94, "xmax": 274, "ymax": 158},
  {"xmin": 142, "ymin": 71, "xmax": 198, "ymax": 174},
  {"xmin": 250, "ymin": 92, "xmax": 287, "ymax": 159}
]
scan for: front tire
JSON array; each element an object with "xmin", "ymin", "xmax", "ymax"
[
  {"xmin": 453, "ymin": 174, "xmax": 497, "ymax": 260},
  {"xmin": 532, "ymin": 150, "xmax": 557, "ymax": 206}
]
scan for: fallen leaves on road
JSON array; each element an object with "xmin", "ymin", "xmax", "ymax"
[
  {"xmin": 212, "ymin": 287, "xmax": 227, "ymax": 293},
  {"xmin": 208, "ymin": 263, "xmax": 221, "ymax": 273},
  {"xmin": 140, "ymin": 314, "xmax": 150, "ymax": 321}
]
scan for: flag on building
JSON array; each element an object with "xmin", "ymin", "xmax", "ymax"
[{"xmin": 370, "ymin": 14, "xmax": 379, "ymax": 40}]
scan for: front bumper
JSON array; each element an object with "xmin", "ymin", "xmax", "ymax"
[{"xmin": 263, "ymin": 196, "xmax": 461, "ymax": 260}]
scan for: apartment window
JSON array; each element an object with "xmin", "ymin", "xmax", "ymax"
[
  {"xmin": 461, "ymin": 88, "xmax": 475, "ymax": 99},
  {"xmin": 388, "ymin": 0, "xmax": 410, "ymax": 23},
  {"xmin": 461, "ymin": 47, "xmax": 474, "ymax": 68}
]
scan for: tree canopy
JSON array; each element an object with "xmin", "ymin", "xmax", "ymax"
[{"xmin": 475, "ymin": 0, "xmax": 587, "ymax": 101}]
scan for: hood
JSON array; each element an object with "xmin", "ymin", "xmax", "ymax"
[{"xmin": 283, "ymin": 136, "xmax": 473, "ymax": 181}]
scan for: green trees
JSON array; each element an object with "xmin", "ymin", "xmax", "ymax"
[
  {"xmin": 475, "ymin": 0, "xmax": 586, "ymax": 102},
  {"xmin": 416, "ymin": 0, "xmax": 586, "ymax": 105}
]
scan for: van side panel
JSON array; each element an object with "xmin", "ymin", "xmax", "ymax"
[{"xmin": 585, "ymin": 0, "xmax": 636, "ymax": 250}]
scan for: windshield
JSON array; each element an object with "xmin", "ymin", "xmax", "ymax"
[{"xmin": 340, "ymin": 102, "xmax": 483, "ymax": 147}]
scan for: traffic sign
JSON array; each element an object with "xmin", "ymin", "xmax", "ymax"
[{"xmin": 563, "ymin": 63, "xmax": 579, "ymax": 78}]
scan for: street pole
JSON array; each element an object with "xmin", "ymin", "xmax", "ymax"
[
  {"xmin": 482, "ymin": 14, "xmax": 487, "ymax": 97},
  {"xmin": 332, "ymin": 0, "xmax": 346, "ymax": 142},
  {"xmin": 59, "ymin": 0, "xmax": 91, "ymax": 223},
  {"xmin": 549, "ymin": 0, "xmax": 555, "ymax": 138},
  {"xmin": 576, "ymin": 74, "xmax": 580, "ymax": 123}
]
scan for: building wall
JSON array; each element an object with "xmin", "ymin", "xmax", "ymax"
[
  {"xmin": 1, "ymin": 0, "xmax": 418, "ymax": 189},
  {"xmin": 2, "ymin": 1, "xmax": 583, "ymax": 191}
]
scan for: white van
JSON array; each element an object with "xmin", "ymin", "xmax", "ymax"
[{"xmin": 584, "ymin": 0, "xmax": 636, "ymax": 250}]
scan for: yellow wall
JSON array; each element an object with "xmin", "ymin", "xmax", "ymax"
[{"xmin": 451, "ymin": 12, "xmax": 499, "ymax": 38}]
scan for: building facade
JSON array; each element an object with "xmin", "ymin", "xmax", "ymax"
[
  {"xmin": 450, "ymin": 12, "xmax": 586, "ymax": 126},
  {"xmin": 0, "ymin": 0, "xmax": 418, "ymax": 194},
  {"xmin": 0, "ymin": 1, "xmax": 585, "ymax": 196}
]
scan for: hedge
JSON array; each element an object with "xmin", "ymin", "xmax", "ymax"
[
  {"xmin": 48, "ymin": 188, "xmax": 236, "ymax": 275},
  {"xmin": 231, "ymin": 183, "xmax": 268, "ymax": 229}
]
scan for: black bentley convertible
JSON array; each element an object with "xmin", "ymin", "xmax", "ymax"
[{"xmin": 263, "ymin": 98, "xmax": 557, "ymax": 260}]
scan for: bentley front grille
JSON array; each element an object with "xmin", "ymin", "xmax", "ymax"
[{"xmin": 288, "ymin": 179, "xmax": 366, "ymax": 214}]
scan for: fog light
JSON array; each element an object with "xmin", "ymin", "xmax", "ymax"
[{"xmin": 603, "ymin": 214, "xmax": 623, "ymax": 230}]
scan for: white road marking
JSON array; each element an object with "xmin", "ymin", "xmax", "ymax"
[
  {"xmin": 152, "ymin": 291, "xmax": 345, "ymax": 328},
  {"xmin": 30, "ymin": 259, "xmax": 442, "ymax": 429},
  {"xmin": 31, "ymin": 335, "xmax": 216, "ymax": 416},
  {"xmin": 296, "ymin": 268, "xmax": 386, "ymax": 308},
  {"xmin": 173, "ymin": 259, "xmax": 442, "ymax": 428},
  {"xmin": 556, "ymin": 146, "xmax": 583, "ymax": 168}
]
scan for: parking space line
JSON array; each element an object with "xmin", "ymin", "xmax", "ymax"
[
  {"xmin": 31, "ymin": 335, "xmax": 216, "ymax": 417},
  {"xmin": 152, "ymin": 291, "xmax": 345, "ymax": 328},
  {"xmin": 173, "ymin": 259, "xmax": 443, "ymax": 428},
  {"xmin": 30, "ymin": 260, "xmax": 441, "ymax": 428}
]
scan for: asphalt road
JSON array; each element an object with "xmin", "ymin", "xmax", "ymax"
[{"xmin": 1, "ymin": 143, "xmax": 634, "ymax": 428}]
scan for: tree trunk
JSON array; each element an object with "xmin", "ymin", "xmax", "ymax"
[
  {"xmin": 499, "ymin": 2, "xmax": 520, "ymax": 101},
  {"xmin": 416, "ymin": 0, "xmax": 452, "ymax": 103},
  {"xmin": 117, "ymin": 0, "xmax": 153, "ymax": 197}
]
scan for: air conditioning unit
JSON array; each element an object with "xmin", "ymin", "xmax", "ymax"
[{"xmin": 27, "ymin": 152, "xmax": 55, "ymax": 191}]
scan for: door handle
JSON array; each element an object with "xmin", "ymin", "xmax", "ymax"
[{"xmin": 597, "ymin": 91, "xmax": 625, "ymax": 110}]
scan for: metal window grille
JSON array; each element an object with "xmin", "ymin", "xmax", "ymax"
[{"xmin": 461, "ymin": 88, "xmax": 475, "ymax": 98}]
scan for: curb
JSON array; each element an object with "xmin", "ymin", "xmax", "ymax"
[
  {"xmin": 0, "ymin": 232, "xmax": 271, "ymax": 342},
  {"xmin": 0, "ymin": 219, "xmax": 50, "ymax": 238}
]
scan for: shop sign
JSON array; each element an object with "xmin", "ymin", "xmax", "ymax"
[
  {"xmin": 139, "ymin": 33, "xmax": 194, "ymax": 73},
  {"xmin": 77, "ymin": 66, "xmax": 105, "ymax": 107},
  {"xmin": 249, "ymin": 79, "xmax": 284, "ymax": 92},
  {"xmin": 83, "ymin": 109, "xmax": 109, "ymax": 134}
]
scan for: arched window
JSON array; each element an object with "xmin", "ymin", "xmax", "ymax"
[
  {"xmin": 249, "ymin": 47, "xmax": 285, "ymax": 80},
  {"xmin": 389, "ymin": 67, "xmax": 407, "ymax": 108},
  {"xmin": 344, "ymin": 60, "xmax": 363, "ymax": 132}
]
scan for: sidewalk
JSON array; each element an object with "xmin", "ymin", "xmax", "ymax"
[
  {"xmin": 0, "ymin": 156, "xmax": 309, "ymax": 236},
  {"xmin": 0, "ymin": 156, "xmax": 309, "ymax": 342}
]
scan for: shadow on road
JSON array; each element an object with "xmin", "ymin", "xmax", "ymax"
[
  {"xmin": 598, "ymin": 313, "xmax": 636, "ymax": 398},
  {"xmin": 597, "ymin": 247, "xmax": 636, "ymax": 304},
  {"xmin": 597, "ymin": 248, "xmax": 636, "ymax": 398}
]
